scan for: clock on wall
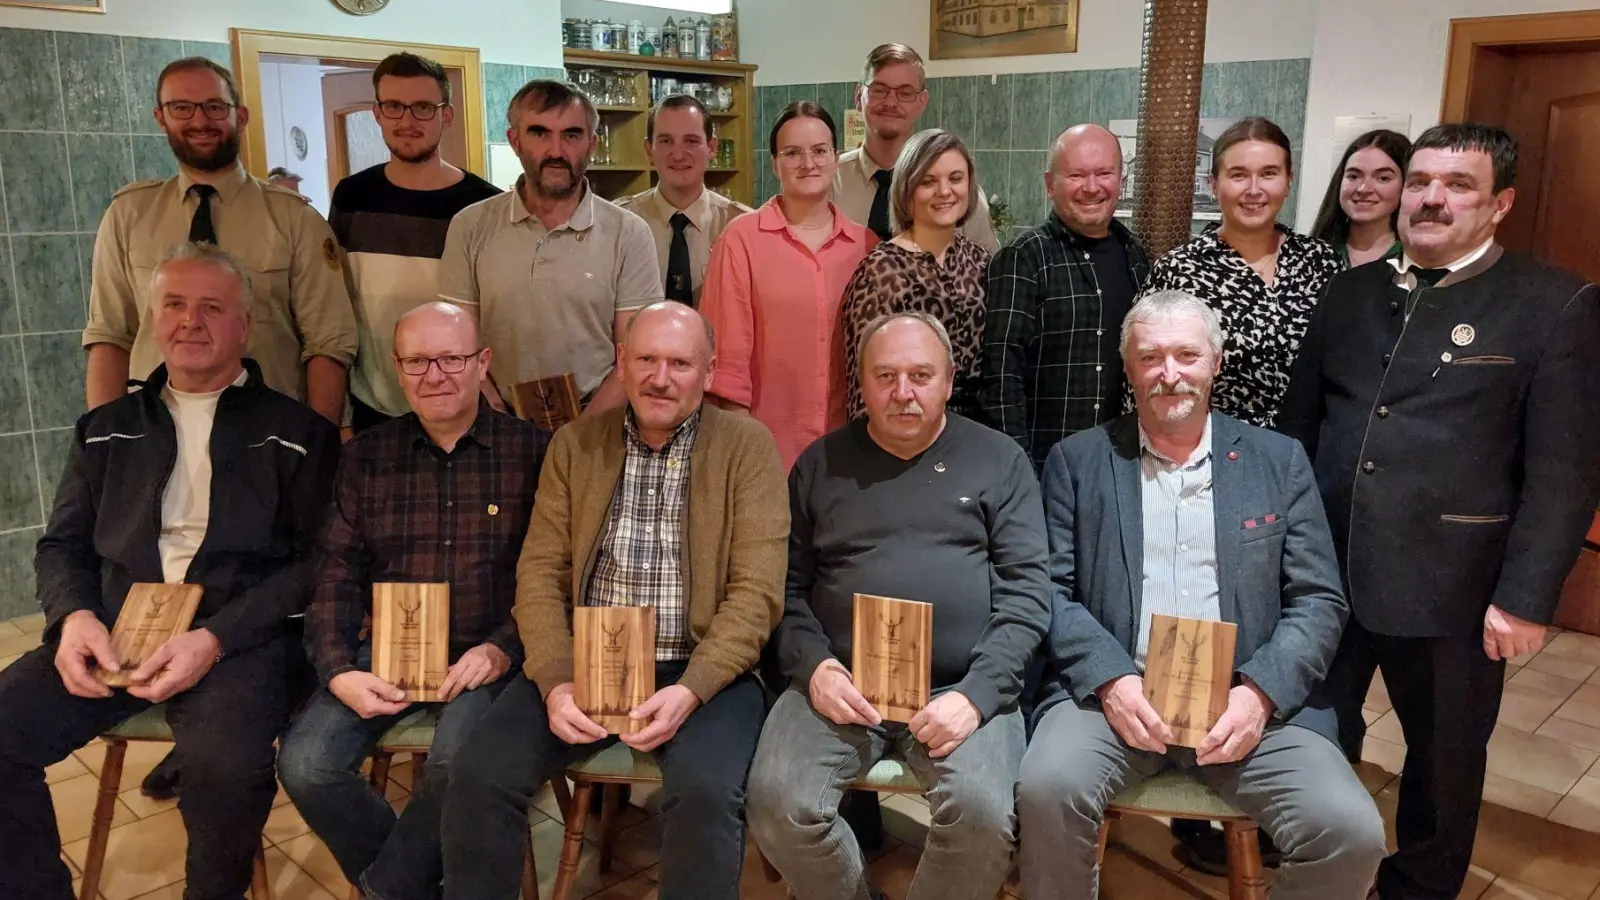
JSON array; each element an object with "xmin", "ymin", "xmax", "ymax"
[
  {"xmin": 332, "ymin": 0, "xmax": 389, "ymax": 14},
  {"xmin": 291, "ymin": 127, "xmax": 308, "ymax": 161}
]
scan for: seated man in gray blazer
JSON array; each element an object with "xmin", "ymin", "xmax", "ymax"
[{"xmin": 1015, "ymin": 290, "xmax": 1385, "ymax": 900}]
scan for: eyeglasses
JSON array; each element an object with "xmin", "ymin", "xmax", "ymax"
[
  {"xmin": 396, "ymin": 351, "xmax": 483, "ymax": 376},
  {"xmin": 376, "ymin": 100, "xmax": 450, "ymax": 121},
  {"xmin": 778, "ymin": 147, "xmax": 836, "ymax": 167},
  {"xmin": 865, "ymin": 83, "xmax": 923, "ymax": 104},
  {"xmin": 161, "ymin": 100, "xmax": 235, "ymax": 121}
]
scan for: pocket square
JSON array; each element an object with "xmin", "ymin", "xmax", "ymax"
[{"xmin": 1243, "ymin": 514, "xmax": 1280, "ymax": 529}]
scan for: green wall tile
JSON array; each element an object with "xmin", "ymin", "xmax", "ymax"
[
  {"xmin": 121, "ymin": 36, "xmax": 186, "ymax": 136},
  {"xmin": 0, "ymin": 133, "xmax": 73, "ymax": 234},
  {"xmin": 58, "ymin": 31, "xmax": 130, "ymax": 135},
  {"xmin": 0, "ymin": 527, "xmax": 42, "ymax": 620},
  {"xmin": 0, "ymin": 28, "xmax": 63, "ymax": 132},
  {"xmin": 1011, "ymin": 73, "xmax": 1053, "ymax": 152},
  {"xmin": 1091, "ymin": 68, "xmax": 1139, "ymax": 124},
  {"xmin": 13, "ymin": 235, "xmax": 83, "ymax": 333},
  {"xmin": 0, "ymin": 337, "xmax": 29, "ymax": 434},
  {"xmin": 482, "ymin": 62, "xmax": 527, "ymax": 139},
  {"xmin": 1050, "ymin": 70, "xmax": 1093, "ymax": 133},
  {"xmin": 131, "ymin": 134, "xmax": 177, "ymax": 182},
  {"xmin": 0, "ymin": 433, "xmax": 41, "ymax": 531},
  {"xmin": 972, "ymin": 75, "xmax": 1013, "ymax": 151},
  {"xmin": 181, "ymin": 40, "xmax": 234, "ymax": 73},
  {"xmin": 23, "ymin": 332, "xmax": 84, "ymax": 431},
  {"xmin": 68, "ymin": 133, "xmax": 133, "ymax": 233},
  {"xmin": 1008, "ymin": 150, "xmax": 1050, "ymax": 228},
  {"xmin": 32, "ymin": 427, "xmax": 72, "ymax": 512},
  {"xmin": 939, "ymin": 76, "xmax": 978, "ymax": 145},
  {"xmin": 0, "ymin": 239, "xmax": 18, "ymax": 337}
]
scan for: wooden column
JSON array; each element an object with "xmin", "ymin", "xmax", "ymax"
[{"xmin": 1132, "ymin": 0, "xmax": 1208, "ymax": 258}]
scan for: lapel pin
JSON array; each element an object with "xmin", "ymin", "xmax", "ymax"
[
  {"xmin": 487, "ymin": 503, "xmax": 499, "ymax": 516},
  {"xmin": 1451, "ymin": 324, "xmax": 1476, "ymax": 346},
  {"xmin": 1227, "ymin": 451, "xmax": 1238, "ymax": 461},
  {"xmin": 1441, "ymin": 351, "xmax": 1453, "ymax": 363},
  {"xmin": 933, "ymin": 462, "xmax": 946, "ymax": 473}
]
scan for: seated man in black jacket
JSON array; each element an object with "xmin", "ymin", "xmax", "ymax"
[{"xmin": 0, "ymin": 242, "xmax": 340, "ymax": 900}]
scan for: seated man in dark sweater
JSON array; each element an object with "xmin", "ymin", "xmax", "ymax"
[{"xmin": 747, "ymin": 311, "xmax": 1051, "ymax": 900}]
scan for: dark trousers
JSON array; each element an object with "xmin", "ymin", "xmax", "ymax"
[
  {"xmin": 1319, "ymin": 618, "xmax": 1504, "ymax": 900},
  {"xmin": 437, "ymin": 663, "xmax": 766, "ymax": 900},
  {"xmin": 350, "ymin": 395, "xmax": 395, "ymax": 435},
  {"xmin": 0, "ymin": 636, "xmax": 293, "ymax": 900}
]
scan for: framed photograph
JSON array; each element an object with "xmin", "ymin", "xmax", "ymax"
[
  {"xmin": 1110, "ymin": 117, "xmax": 1241, "ymax": 222},
  {"xmin": 0, "ymin": 0, "xmax": 104, "ymax": 11},
  {"xmin": 930, "ymin": 0, "xmax": 1078, "ymax": 61}
]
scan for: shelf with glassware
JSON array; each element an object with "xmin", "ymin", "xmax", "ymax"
[{"xmin": 563, "ymin": 49, "xmax": 758, "ymax": 207}]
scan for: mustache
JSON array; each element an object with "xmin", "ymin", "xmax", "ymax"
[
  {"xmin": 1147, "ymin": 381, "xmax": 1202, "ymax": 398},
  {"xmin": 540, "ymin": 159, "xmax": 574, "ymax": 173},
  {"xmin": 1410, "ymin": 205, "xmax": 1452, "ymax": 226},
  {"xmin": 886, "ymin": 400, "xmax": 925, "ymax": 416},
  {"xmin": 640, "ymin": 386, "xmax": 678, "ymax": 401}
]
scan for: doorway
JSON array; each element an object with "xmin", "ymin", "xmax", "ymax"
[
  {"xmin": 229, "ymin": 29, "xmax": 488, "ymax": 215},
  {"xmin": 1441, "ymin": 10, "xmax": 1600, "ymax": 634}
]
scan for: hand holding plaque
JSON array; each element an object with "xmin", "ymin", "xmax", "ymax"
[
  {"xmin": 1141, "ymin": 614, "xmax": 1238, "ymax": 748},
  {"xmin": 850, "ymin": 593, "xmax": 933, "ymax": 723},
  {"xmin": 372, "ymin": 583, "xmax": 451, "ymax": 702},
  {"xmin": 574, "ymin": 606, "xmax": 656, "ymax": 735},
  {"xmin": 510, "ymin": 373, "xmax": 582, "ymax": 433},
  {"xmin": 96, "ymin": 584, "xmax": 204, "ymax": 687}
]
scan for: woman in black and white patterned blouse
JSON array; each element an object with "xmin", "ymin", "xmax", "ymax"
[{"xmin": 1145, "ymin": 117, "xmax": 1343, "ymax": 428}]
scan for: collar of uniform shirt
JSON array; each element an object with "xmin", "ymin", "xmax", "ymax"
[
  {"xmin": 1138, "ymin": 414, "xmax": 1213, "ymax": 469},
  {"xmin": 507, "ymin": 175, "xmax": 598, "ymax": 232},
  {"xmin": 623, "ymin": 404, "xmax": 702, "ymax": 456},
  {"xmin": 1389, "ymin": 237, "xmax": 1496, "ymax": 279},
  {"xmin": 648, "ymin": 185, "xmax": 713, "ymax": 234},
  {"xmin": 178, "ymin": 163, "xmax": 249, "ymax": 204}
]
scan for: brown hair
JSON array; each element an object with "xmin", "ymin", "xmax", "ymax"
[
  {"xmin": 1311, "ymin": 128, "xmax": 1412, "ymax": 245},
  {"xmin": 768, "ymin": 100, "xmax": 836, "ymax": 157},
  {"xmin": 156, "ymin": 57, "xmax": 239, "ymax": 106},
  {"xmin": 649, "ymin": 94, "xmax": 713, "ymax": 141},
  {"xmin": 861, "ymin": 43, "xmax": 926, "ymax": 88},
  {"xmin": 1210, "ymin": 116, "xmax": 1293, "ymax": 178},
  {"xmin": 373, "ymin": 52, "xmax": 451, "ymax": 105}
]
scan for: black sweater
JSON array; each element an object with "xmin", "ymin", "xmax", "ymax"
[
  {"xmin": 35, "ymin": 360, "xmax": 340, "ymax": 655},
  {"xmin": 777, "ymin": 414, "xmax": 1051, "ymax": 719}
]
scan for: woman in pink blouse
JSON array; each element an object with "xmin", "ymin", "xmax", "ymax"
[{"xmin": 700, "ymin": 100, "xmax": 878, "ymax": 470}]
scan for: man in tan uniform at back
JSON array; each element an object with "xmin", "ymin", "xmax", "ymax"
[{"xmin": 83, "ymin": 57, "xmax": 357, "ymax": 425}]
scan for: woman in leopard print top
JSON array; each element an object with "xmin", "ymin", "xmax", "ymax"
[
  {"xmin": 840, "ymin": 129, "xmax": 990, "ymax": 420},
  {"xmin": 1146, "ymin": 117, "xmax": 1343, "ymax": 428}
]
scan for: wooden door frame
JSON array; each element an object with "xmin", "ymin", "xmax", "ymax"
[
  {"xmin": 229, "ymin": 28, "xmax": 487, "ymax": 180},
  {"xmin": 1441, "ymin": 10, "xmax": 1600, "ymax": 120}
]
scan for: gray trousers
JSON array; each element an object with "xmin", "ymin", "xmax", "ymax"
[
  {"xmin": 1017, "ymin": 702, "xmax": 1386, "ymax": 900},
  {"xmin": 747, "ymin": 687, "xmax": 1023, "ymax": 900}
]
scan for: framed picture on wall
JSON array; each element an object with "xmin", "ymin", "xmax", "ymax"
[
  {"xmin": 0, "ymin": 0, "xmax": 104, "ymax": 11},
  {"xmin": 930, "ymin": 0, "xmax": 1078, "ymax": 61}
]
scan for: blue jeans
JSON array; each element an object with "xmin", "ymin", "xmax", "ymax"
[
  {"xmin": 276, "ymin": 647, "xmax": 507, "ymax": 900},
  {"xmin": 440, "ymin": 663, "xmax": 766, "ymax": 900},
  {"xmin": 747, "ymin": 686, "xmax": 1024, "ymax": 900}
]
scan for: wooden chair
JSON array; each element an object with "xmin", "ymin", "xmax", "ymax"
[
  {"xmin": 360, "ymin": 706, "xmax": 567, "ymax": 900},
  {"xmin": 80, "ymin": 704, "xmax": 271, "ymax": 900},
  {"xmin": 1096, "ymin": 770, "xmax": 1267, "ymax": 900}
]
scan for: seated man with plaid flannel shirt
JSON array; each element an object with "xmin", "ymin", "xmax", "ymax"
[
  {"xmin": 279, "ymin": 301, "xmax": 548, "ymax": 900},
  {"xmin": 439, "ymin": 301, "xmax": 789, "ymax": 900}
]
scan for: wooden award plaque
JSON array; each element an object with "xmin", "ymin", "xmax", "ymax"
[
  {"xmin": 574, "ymin": 606, "xmax": 656, "ymax": 735},
  {"xmin": 96, "ymin": 583, "xmax": 204, "ymax": 687},
  {"xmin": 1142, "ymin": 614, "xmax": 1239, "ymax": 748},
  {"xmin": 371, "ymin": 583, "xmax": 451, "ymax": 702},
  {"xmin": 509, "ymin": 373, "xmax": 582, "ymax": 433},
  {"xmin": 851, "ymin": 593, "xmax": 933, "ymax": 723}
]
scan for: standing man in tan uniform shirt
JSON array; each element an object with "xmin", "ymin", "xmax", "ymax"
[
  {"xmin": 83, "ymin": 57, "xmax": 358, "ymax": 425},
  {"xmin": 616, "ymin": 95, "xmax": 752, "ymax": 308},
  {"xmin": 832, "ymin": 43, "xmax": 999, "ymax": 253}
]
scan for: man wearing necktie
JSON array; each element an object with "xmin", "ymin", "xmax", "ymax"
[
  {"xmin": 83, "ymin": 57, "xmax": 357, "ymax": 427},
  {"xmin": 616, "ymin": 95, "xmax": 752, "ymax": 308},
  {"xmin": 1278, "ymin": 123, "xmax": 1600, "ymax": 900},
  {"xmin": 831, "ymin": 43, "xmax": 999, "ymax": 253}
]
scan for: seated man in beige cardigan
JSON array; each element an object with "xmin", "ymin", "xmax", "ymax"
[{"xmin": 439, "ymin": 300, "xmax": 789, "ymax": 900}]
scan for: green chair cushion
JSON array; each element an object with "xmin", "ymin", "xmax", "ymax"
[
  {"xmin": 104, "ymin": 704, "xmax": 172, "ymax": 741},
  {"xmin": 1108, "ymin": 770, "xmax": 1245, "ymax": 819},
  {"xmin": 375, "ymin": 707, "xmax": 443, "ymax": 751}
]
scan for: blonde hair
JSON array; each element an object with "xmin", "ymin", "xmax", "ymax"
[
  {"xmin": 891, "ymin": 129, "xmax": 976, "ymax": 234},
  {"xmin": 861, "ymin": 43, "xmax": 926, "ymax": 88}
]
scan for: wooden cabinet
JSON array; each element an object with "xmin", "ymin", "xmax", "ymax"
[{"xmin": 563, "ymin": 49, "xmax": 758, "ymax": 206}]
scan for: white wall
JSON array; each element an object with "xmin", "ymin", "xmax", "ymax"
[
  {"xmin": 1297, "ymin": 0, "xmax": 1599, "ymax": 228},
  {"xmin": 258, "ymin": 61, "xmax": 332, "ymax": 216},
  {"xmin": 0, "ymin": 0, "xmax": 564, "ymax": 67},
  {"xmin": 741, "ymin": 0, "xmax": 1319, "ymax": 85}
]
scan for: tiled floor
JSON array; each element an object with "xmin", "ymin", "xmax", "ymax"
[{"xmin": 12, "ymin": 613, "xmax": 1600, "ymax": 898}]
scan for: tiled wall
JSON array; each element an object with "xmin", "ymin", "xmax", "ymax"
[
  {"xmin": 752, "ymin": 58, "xmax": 1311, "ymax": 245},
  {"xmin": 0, "ymin": 29, "xmax": 557, "ymax": 619}
]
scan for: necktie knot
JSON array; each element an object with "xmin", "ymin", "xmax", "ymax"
[
  {"xmin": 669, "ymin": 211, "xmax": 691, "ymax": 233},
  {"xmin": 1408, "ymin": 265, "xmax": 1450, "ymax": 288},
  {"xmin": 872, "ymin": 169, "xmax": 892, "ymax": 188},
  {"xmin": 189, "ymin": 184, "xmax": 217, "ymax": 201}
]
